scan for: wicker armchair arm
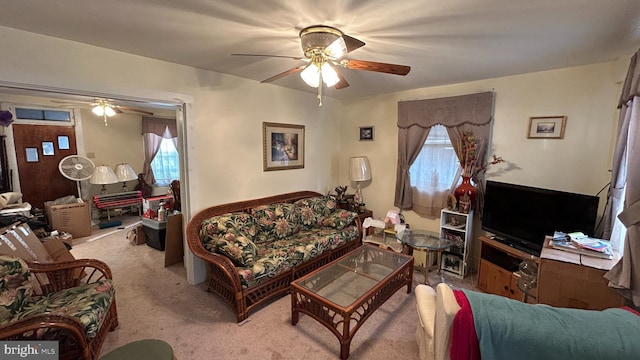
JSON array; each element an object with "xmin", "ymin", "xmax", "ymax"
[
  {"xmin": 0, "ymin": 313, "xmax": 88, "ymax": 345},
  {"xmin": 26, "ymin": 258, "xmax": 113, "ymax": 295}
]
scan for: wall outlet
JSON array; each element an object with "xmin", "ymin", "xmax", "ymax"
[{"xmin": 86, "ymin": 152, "xmax": 95, "ymax": 158}]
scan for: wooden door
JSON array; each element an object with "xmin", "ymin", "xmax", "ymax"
[{"xmin": 12, "ymin": 124, "xmax": 78, "ymax": 209}]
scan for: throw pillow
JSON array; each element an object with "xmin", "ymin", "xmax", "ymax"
[
  {"xmin": 318, "ymin": 209, "xmax": 358, "ymax": 230},
  {"xmin": 0, "ymin": 255, "xmax": 33, "ymax": 324},
  {"xmin": 251, "ymin": 203, "xmax": 301, "ymax": 239},
  {"xmin": 215, "ymin": 231, "xmax": 257, "ymax": 267},
  {"xmin": 294, "ymin": 196, "xmax": 337, "ymax": 218},
  {"xmin": 200, "ymin": 212, "xmax": 259, "ymax": 252},
  {"xmin": 294, "ymin": 196, "xmax": 339, "ymax": 229}
]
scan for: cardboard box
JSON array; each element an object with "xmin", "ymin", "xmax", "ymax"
[
  {"xmin": 0, "ymin": 222, "xmax": 75, "ymax": 263},
  {"xmin": 538, "ymin": 242, "xmax": 624, "ymax": 310},
  {"xmin": 45, "ymin": 201, "xmax": 92, "ymax": 238}
]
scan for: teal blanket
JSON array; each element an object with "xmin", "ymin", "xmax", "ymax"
[{"xmin": 463, "ymin": 289, "xmax": 640, "ymax": 360}]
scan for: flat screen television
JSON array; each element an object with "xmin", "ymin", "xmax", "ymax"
[{"xmin": 481, "ymin": 180, "xmax": 600, "ymax": 256}]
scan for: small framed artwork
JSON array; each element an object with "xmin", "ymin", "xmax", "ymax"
[
  {"xmin": 359, "ymin": 126, "xmax": 374, "ymax": 141},
  {"xmin": 527, "ymin": 116, "xmax": 567, "ymax": 139},
  {"xmin": 58, "ymin": 135, "xmax": 70, "ymax": 150},
  {"xmin": 25, "ymin": 148, "xmax": 39, "ymax": 162},
  {"xmin": 42, "ymin": 141, "xmax": 55, "ymax": 156},
  {"xmin": 442, "ymin": 253, "xmax": 462, "ymax": 274},
  {"xmin": 263, "ymin": 122, "xmax": 305, "ymax": 171}
]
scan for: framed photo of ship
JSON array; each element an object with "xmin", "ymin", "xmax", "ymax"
[{"xmin": 527, "ymin": 116, "xmax": 566, "ymax": 139}]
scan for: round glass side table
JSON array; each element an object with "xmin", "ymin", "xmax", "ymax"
[{"xmin": 400, "ymin": 229, "xmax": 453, "ymax": 285}]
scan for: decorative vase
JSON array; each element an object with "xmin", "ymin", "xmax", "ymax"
[{"xmin": 454, "ymin": 176, "xmax": 477, "ymax": 212}]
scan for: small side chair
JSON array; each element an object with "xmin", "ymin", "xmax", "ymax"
[{"xmin": 0, "ymin": 255, "xmax": 119, "ymax": 360}]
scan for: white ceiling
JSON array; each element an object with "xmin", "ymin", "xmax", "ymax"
[{"xmin": 0, "ymin": 0, "xmax": 639, "ymax": 100}]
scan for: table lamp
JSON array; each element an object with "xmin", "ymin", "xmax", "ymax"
[
  {"xmin": 114, "ymin": 163, "xmax": 138, "ymax": 191},
  {"xmin": 90, "ymin": 165, "xmax": 118, "ymax": 195},
  {"xmin": 349, "ymin": 156, "xmax": 372, "ymax": 208}
]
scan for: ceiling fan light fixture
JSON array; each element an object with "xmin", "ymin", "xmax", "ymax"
[
  {"xmin": 320, "ymin": 62, "xmax": 340, "ymax": 87},
  {"xmin": 324, "ymin": 37, "xmax": 347, "ymax": 59},
  {"xmin": 91, "ymin": 104, "xmax": 105, "ymax": 116},
  {"xmin": 300, "ymin": 63, "xmax": 320, "ymax": 87},
  {"xmin": 104, "ymin": 106, "xmax": 116, "ymax": 117}
]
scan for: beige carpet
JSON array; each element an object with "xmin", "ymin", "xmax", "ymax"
[{"xmin": 70, "ymin": 217, "xmax": 477, "ymax": 359}]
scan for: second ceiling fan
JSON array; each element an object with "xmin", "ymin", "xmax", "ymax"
[{"xmin": 233, "ymin": 25, "xmax": 411, "ymax": 105}]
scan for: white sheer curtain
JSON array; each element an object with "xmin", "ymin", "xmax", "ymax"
[{"xmin": 409, "ymin": 125, "xmax": 459, "ymax": 215}]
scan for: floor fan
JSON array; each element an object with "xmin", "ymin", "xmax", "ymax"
[{"xmin": 58, "ymin": 155, "xmax": 96, "ymax": 199}]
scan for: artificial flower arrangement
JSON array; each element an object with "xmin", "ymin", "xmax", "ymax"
[{"xmin": 459, "ymin": 130, "xmax": 505, "ymax": 177}]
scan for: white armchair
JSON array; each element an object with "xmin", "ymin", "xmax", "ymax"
[{"xmin": 415, "ymin": 283, "xmax": 460, "ymax": 360}]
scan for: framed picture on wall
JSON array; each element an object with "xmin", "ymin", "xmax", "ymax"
[
  {"xmin": 25, "ymin": 148, "xmax": 39, "ymax": 162},
  {"xmin": 359, "ymin": 126, "xmax": 374, "ymax": 141},
  {"xmin": 42, "ymin": 141, "xmax": 55, "ymax": 155},
  {"xmin": 263, "ymin": 122, "xmax": 305, "ymax": 171},
  {"xmin": 527, "ymin": 116, "xmax": 567, "ymax": 139}
]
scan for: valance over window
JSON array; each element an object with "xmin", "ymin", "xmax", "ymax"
[
  {"xmin": 395, "ymin": 92, "xmax": 495, "ymax": 214},
  {"xmin": 141, "ymin": 116, "xmax": 177, "ymax": 138}
]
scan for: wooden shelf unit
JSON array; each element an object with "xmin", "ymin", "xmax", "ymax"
[{"xmin": 476, "ymin": 236, "xmax": 539, "ymax": 302}]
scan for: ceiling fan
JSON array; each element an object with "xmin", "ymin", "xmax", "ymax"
[
  {"xmin": 233, "ymin": 25, "xmax": 411, "ymax": 105},
  {"xmin": 52, "ymin": 98, "xmax": 154, "ymax": 125}
]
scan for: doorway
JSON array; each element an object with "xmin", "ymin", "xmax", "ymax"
[
  {"xmin": 0, "ymin": 82, "xmax": 199, "ymax": 285},
  {"xmin": 12, "ymin": 124, "xmax": 78, "ymax": 208}
]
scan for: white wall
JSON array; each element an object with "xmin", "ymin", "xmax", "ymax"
[
  {"xmin": 0, "ymin": 26, "xmax": 344, "ymax": 283},
  {"xmin": 339, "ymin": 60, "xmax": 628, "ymax": 266},
  {"xmin": 0, "ymin": 25, "xmax": 630, "ymax": 280}
]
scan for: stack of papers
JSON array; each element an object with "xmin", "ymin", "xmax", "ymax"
[{"xmin": 549, "ymin": 231, "xmax": 613, "ymax": 259}]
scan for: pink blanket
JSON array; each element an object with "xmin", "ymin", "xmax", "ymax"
[{"xmin": 450, "ymin": 290, "xmax": 480, "ymax": 360}]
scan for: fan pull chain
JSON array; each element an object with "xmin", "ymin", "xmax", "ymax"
[
  {"xmin": 103, "ymin": 113, "xmax": 109, "ymax": 126},
  {"xmin": 317, "ymin": 70, "xmax": 323, "ymax": 107}
]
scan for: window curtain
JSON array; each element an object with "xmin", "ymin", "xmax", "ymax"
[
  {"xmin": 395, "ymin": 92, "xmax": 495, "ymax": 216},
  {"xmin": 141, "ymin": 116, "xmax": 177, "ymax": 185},
  {"xmin": 604, "ymin": 48, "xmax": 640, "ymax": 306}
]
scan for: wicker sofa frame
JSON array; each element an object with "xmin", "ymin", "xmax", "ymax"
[
  {"xmin": 0, "ymin": 258, "xmax": 119, "ymax": 360},
  {"xmin": 186, "ymin": 191, "xmax": 363, "ymax": 322}
]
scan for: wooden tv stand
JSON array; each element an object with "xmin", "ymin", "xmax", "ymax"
[{"xmin": 476, "ymin": 236, "xmax": 539, "ymax": 302}]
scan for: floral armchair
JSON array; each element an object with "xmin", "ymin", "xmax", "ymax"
[{"xmin": 0, "ymin": 255, "xmax": 118, "ymax": 360}]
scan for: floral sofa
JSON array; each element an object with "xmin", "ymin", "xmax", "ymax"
[
  {"xmin": 186, "ymin": 191, "xmax": 363, "ymax": 322},
  {"xmin": 0, "ymin": 254, "xmax": 118, "ymax": 360}
]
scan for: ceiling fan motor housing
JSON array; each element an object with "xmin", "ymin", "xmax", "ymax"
[{"xmin": 299, "ymin": 25, "xmax": 343, "ymax": 58}]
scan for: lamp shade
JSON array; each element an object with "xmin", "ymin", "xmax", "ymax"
[
  {"xmin": 89, "ymin": 165, "xmax": 118, "ymax": 185},
  {"xmin": 114, "ymin": 163, "xmax": 137, "ymax": 182},
  {"xmin": 349, "ymin": 156, "xmax": 372, "ymax": 182}
]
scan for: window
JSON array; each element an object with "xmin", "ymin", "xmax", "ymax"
[
  {"xmin": 15, "ymin": 107, "xmax": 71, "ymax": 122},
  {"xmin": 410, "ymin": 125, "xmax": 458, "ymax": 191},
  {"xmin": 150, "ymin": 138, "xmax": 179, "ymax": 186},
  {"xmin": 408, "ymin": 125, "xmax": 459, "ymax": 216}
]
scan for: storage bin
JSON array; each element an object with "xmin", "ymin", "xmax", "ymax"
[{"xmin": 142, "ymin": 218, "xmax": 167, "ymax": 251}]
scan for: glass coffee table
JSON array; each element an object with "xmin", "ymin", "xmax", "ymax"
[
  {"xmin": 290, "ymin": 244, "xmax": 414, "ymax": 360},
  {"xmin": 400, "ymin": 229, "xmax": 453, "ymax": 285}
]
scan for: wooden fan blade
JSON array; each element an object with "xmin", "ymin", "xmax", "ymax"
[
  {"xmin": 343, "ymin": 59, "xmax": 410, "ymax": 75},
  {"xmin": 327, "ymin": 62, "xmax": 350, "ymax": 89},
  {"xmin": 261, "ymin": 65, "xmax": 307, "ymax": 83},
  {"xmin": 342, "ymin": 34, "xmax": 365, "ymax": 53},
  {"xmin": 232, "ymin": 53, "xmax": 306, "ymax": 61},
  {"xmin": 117, "ymin": 106, "xmax": 153, "ymax": 116}
]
